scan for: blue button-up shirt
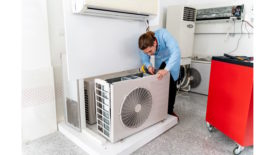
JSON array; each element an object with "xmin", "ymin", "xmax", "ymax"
[{"xmin": 139, "ymin": 28, "xmax": 181, "ymax": 81}]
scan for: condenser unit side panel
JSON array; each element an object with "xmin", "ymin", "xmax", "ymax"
[
  {"xmin": 84, "ymin": 81, "xmax": 97, "ymax": 125},
  {"xmin": 111, "ymin": 74, "xmax": 169, "ymax": 143},
  {"xmin": 84, "ymin": 69, "xmax": 139, "ymax": 82},
  {"xmin": 94, "ymin": 79, "xmax": 112, "ymax": 141}
]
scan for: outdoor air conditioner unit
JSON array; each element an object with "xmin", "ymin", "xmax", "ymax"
[
  {"xmin": 84, "ymin": 69, "xmax": 141, "ymax": 125},
  {"xmin": 166, "ymin": 5, "xmax": 196, "ymax": 65},
  {"xmin": 94, "ymin": 72, "xmax": 169, "ymax": 143},
  {"xmin": 72, "ymin": 0, "xmax": 158, "ymax": 21}
]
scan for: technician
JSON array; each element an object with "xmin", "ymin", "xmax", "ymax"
[{"xmin": 138, "ymin": 28, "xmax": 181, "ymax": 119}]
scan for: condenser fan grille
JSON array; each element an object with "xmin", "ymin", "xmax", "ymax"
[
  {"xmin": 121, "ymin": 88, "xmax": 152, "ymax": 128},
  {"xmin": 190, "ymin": 68, "xmax": 201, "ymax": 88}
]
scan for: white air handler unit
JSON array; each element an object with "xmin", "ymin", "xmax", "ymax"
[
  {"xmin": 94, "ymin": 72, "xmax": 170, "ymax": 143},
  {"xmin": 72, "ymin": 0, "xmax": 158, "ymax": 21},
  {"xmin": 166, "ymin": 5, "xmax": 196, "ymax": 66}
]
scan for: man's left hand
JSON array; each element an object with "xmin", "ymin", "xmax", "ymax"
[{"xmin": 157, "ymin": 69, "xmax": 168, "ymax": 80}]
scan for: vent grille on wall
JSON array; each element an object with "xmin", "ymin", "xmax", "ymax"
[
  {"xmin": 183, "ymin": 7, "xmax": 196, "ymax": 21},
  {"xmin": 66, "ymin": 98, "xmax": 80, "ymax": 129}
]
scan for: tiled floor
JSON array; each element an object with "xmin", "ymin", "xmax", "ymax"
[{"xmin": 23, "ymin": 92, "xmax": 253, "ymax": 155}]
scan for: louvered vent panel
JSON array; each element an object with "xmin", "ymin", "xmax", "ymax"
[
  {"xmin": 95, "ymin": 83, "xmax": 111, "ymax": 138},
  {"xmin": 84, "ymin": 88, "xmax": 89, "ymax": 122},
  {"xmin": 183, "ymin": 7, "xmax": 196, "ymax": 21}
]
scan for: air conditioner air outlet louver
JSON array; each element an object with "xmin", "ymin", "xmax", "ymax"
[
  {"xmin": 183, "ymin": 7, "xmax": 196, "ymax": 21},
  {"xmin": 73, "ymin": 0, "xmax": 158, "ymax": 21}
]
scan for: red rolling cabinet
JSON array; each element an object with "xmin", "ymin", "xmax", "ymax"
[{"xmin": 205, "ymin": 56, "xmax": 253, "ymax": 155}]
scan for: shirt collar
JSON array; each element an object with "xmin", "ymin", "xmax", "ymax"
[{"xmin": 154, "ymin": 37, "xmax": 161, "ymax": 55}]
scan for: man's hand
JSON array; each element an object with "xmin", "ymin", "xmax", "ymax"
[
  {"xmin": 157, "ymin": 69, "xmax": 168, "ymax": 80},
  {"xmin": 148, "ymin": 66, "xmax": 155, "ymax": 75}
]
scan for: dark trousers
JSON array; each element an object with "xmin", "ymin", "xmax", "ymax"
[{"xmin": 159, "ymin": 62, "xmax": 177, "ymax": 114}]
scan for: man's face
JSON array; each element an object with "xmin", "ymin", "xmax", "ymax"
[{"xmin": 143, "ymin": 40, "xmax": 157, "ymax": 56}]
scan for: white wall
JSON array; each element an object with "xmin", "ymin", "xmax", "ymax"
[
  {"xmin": 63, "ymin": 0, "xmax": 147, "ymax": 81},
  {"xmin": 22, "ymin": 0, "xmax": 57, "ymax": 143}
]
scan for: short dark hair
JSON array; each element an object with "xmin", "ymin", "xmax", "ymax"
[{"xmin": 138, "ymin": 31, "xmax": 156, "ymax": 50}]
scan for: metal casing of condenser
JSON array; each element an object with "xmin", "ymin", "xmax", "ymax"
[
  {"xmin": 84, "ymin": 80, "xmax": 97, "ymax": 125},
  {"xmin": 94, "ymin": 72, "xmax": 170, "ymax": 143},
  {"xmin": 190, "ymin": 59, "xmax": 211, "ymax": 95},
  {"xmin": 84, "ymin": 69, "xmax": 140, "ymax": 125}
]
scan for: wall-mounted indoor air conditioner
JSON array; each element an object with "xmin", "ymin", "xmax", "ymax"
[
  {"xmin": 196, "ymin": 5, "xmax": 244, "ymax": 22},
  {"xmin": 166, "ymin": 5, "xmax": 196, "ymax": 65},
  {"xmin": 72, "ymin": 0, "xmax": 158, "ymax": 21}
]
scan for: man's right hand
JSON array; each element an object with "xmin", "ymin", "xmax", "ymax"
[{"xmin": 148, "ymin": 66, "xmax": 155, "ymax": 75}]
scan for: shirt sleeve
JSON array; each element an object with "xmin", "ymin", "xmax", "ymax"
[
  {"xmin": 139, "ymin": 50, "xmax": 152, "ymax": 68},
  {"xmin": 162, "ymin": 29, "xmax": 181, "ymax": 72}
]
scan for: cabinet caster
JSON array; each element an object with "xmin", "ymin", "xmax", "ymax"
[
  {"xmin": 206, "ymin": 122, "xmax": 214, "ymax": 132},
  {"xmin": 233, "ymin": 144, "xmax": 244, "ymax": 155}
]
